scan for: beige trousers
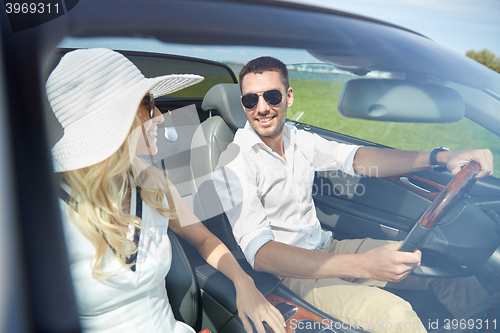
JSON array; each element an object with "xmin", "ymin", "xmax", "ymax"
[{"xmin": 281, "ymin": 238, "xmax": 490, "ymax": 333}]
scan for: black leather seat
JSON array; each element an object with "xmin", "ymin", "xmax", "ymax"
[{"xmin": 165, "ymin": 229, "xmax": 201, "ymax": 331}]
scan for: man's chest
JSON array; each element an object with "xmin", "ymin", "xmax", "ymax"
[{"xmin": 254, "ymin": 149, "xmax": 316, "ymax": 209}]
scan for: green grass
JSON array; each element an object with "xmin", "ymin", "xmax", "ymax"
[{"xmin": 288, "ymin": 78, "xmax": 500, "ymax": 174}]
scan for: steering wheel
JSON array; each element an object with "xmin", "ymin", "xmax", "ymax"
[{"xmin": 399, "ymin": 161, "xmax": 481, "ymax": 253}]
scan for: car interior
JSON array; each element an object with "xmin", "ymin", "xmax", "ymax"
[
  {"xmin": 13, "ymin": 45, "xmax": 500, "ymax": 333},
  {"xmin": 186, "ymin": 81, "xmax": 500, "ymax": 333}
]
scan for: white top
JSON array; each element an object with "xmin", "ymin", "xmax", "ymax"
[
  {"xmin": 59, "ymin": 185, "xmax": 195, "ymax": 333},
  {"xmin": 213, "ymin": 122, "xmax": 361, "ymax": 268}
]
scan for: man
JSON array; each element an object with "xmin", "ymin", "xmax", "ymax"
[{"xmin": 213, "ymin": 56, "xmax": 493, "ymax": 333}]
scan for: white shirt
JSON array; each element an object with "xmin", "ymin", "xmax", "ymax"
[
  {"xmin": 59, "ymin": 185, "xmax": 195, "ymax": 333},
  {"xmin": 213, "ymin": 122, "xmax": 360, "ymax": 268}
]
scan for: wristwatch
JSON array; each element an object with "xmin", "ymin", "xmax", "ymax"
[{"xmin": 429, "ymin": 147, "xmax": 450, "ymax": 172}]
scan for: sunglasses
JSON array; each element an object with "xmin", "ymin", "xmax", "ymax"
[
  {"xmin": 141, "ymin": 93, "xmax": 155, "ymax": 119},
  {"xmin": 241, "ymin": 89, "xmax": 284, "ymax": 110}
]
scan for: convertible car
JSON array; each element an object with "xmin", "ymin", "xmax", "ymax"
[{"xmin": 1, "ymin": 1, "xmax": 499, "ymax": 333}]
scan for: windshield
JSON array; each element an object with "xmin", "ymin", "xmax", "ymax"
[{"xmin": 54, "ymin": 38, "xmax": 500, "ymax": 175}]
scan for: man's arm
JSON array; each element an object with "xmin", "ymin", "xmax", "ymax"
[
  {"xmin": 353, "ymin": 147, "xmax": 493, "ymax": 178},
  {"xmin": 254, "ymin": 240, "xmax": 421, "ymax": 283}
]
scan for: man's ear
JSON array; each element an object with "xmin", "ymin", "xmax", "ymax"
[{"xmin": 286, "ymin": 87, "xmax": 294, "ymax": 108}]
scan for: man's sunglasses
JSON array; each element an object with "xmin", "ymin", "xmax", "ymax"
[
  {"xmin": 241, "ymin": 89, "xmax": 284, "ymax": 110},
  {"xmin": 141, "ymin": 93, "xmax": 155, "ymax": 119}
]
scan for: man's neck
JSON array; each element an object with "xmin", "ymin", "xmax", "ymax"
[{"xmin": 260, "ymin": 134, "xmax": 286, "ymax": 161}]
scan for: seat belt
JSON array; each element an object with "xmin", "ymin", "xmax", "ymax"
[
  {"xmin": 126, "ymin": 187, "xmax": 142, "ymax": 271},
  {"xmin": 57, "ymin": 185, "xmax": 142, "ymax": 271}
]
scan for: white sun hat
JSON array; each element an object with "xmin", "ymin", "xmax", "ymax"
[{"xmin": 46, "ymin": 48, "xmax": 204, "ymax": 172}]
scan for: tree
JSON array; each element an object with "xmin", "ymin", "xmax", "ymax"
[{"xmin": 466, "ymin": 49, "xmax": 500, "ymax": 73}]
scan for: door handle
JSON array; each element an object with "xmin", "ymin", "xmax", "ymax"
[{"xmin": 399, "ymin": 176, "xmax": 432, "ymax": 194}]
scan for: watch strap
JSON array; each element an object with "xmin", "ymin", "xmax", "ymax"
[{"xmin": 430, "ymin": 147, "xmax": 449, "ymax": 172}]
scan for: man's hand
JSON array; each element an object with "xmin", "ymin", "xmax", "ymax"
[
  {"xmin": 441, "ymin": 149, "xmax": 493, "ymax": 178},
  {"xmin": 359, "ymin": 242, "xmax": 421, "ymax": 282}
]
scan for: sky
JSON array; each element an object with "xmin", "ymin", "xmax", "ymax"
[
  {"xmin": 288, "ymin": 0, "xmax": 500, "ymax": 56},
  {"xmin": 60, "ymin": 0, "xmax": 500, "ymax": 63}
]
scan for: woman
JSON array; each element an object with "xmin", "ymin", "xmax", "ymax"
[{"xmin": 46, "ymin": 48, "xmax": 285, "ymax": 333}]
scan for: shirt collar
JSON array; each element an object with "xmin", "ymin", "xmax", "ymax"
[{"xmin": 241, "ymin": 121, "xmax": 295, "ymax": 154}]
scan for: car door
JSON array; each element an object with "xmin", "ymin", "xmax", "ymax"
[{"xmin": 308, "ymin": 124, "xmax": 500, "ymax": 243}]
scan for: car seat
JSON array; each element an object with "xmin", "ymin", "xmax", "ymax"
[
  {"xmin": 190, "ymin": 83, "xmax": 246, "ymax": 252},
  {"xmin": 166, "ymin": 229, "xmax": 201, "ymax": 331}
]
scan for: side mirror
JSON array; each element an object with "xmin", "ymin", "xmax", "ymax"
[{"xmin": 338, "ymin": 79, "xmax": 465, "ymax": 122}]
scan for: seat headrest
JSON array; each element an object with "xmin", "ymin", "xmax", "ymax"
[{"xmin": 202, "ymin": 84, "xmax": 246, "ymax": 130}]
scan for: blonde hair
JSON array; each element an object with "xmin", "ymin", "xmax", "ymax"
[{"xmin": 62, "ymin": 116, "xmax": 177, "ymax": 279}]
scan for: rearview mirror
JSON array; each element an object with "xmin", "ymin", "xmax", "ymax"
[{"xmin": 338, "ymin": 79, "xmax": 465, "ymax": 122}]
